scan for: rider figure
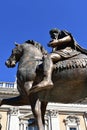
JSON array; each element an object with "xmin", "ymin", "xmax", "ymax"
[{"xmin": 31, "ymin": 28, "xmax": 87, "ymax": 93}]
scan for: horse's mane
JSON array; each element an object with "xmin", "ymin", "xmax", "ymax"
[{"xmin": 25, "ymin": 40, "xmax": 47, "ymax": 54}]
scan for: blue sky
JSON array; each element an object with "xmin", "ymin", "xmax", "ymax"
[{"xmin": 0, "ymin": 0, "xmax": 87, "ymax": 82}]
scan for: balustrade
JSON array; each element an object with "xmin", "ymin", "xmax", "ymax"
[{"xmin": 0, "ymin": 82, "xmax": 17, "ymax": 89}]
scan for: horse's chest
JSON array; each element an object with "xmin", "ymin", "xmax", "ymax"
[{"xmin": 17, "ymin": 67, "xmax": 36, "ymax": 81}]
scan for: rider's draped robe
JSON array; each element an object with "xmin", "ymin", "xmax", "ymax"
[{"xmin": 52, "ymin": 30, "xmax": 87, "ymax": 58}]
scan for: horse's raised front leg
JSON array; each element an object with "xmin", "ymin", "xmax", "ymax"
[
  {"xmin": 0, "ymin": 80, "xmax": 33, "ymax": 106},
  {"xmin": 30, "ymin": 94, "xmax": 47, "ymax": 130},
  {"xmin": 0, "ymin": 95, "xmax": 29, "ymax": 106},
  {"xmin": 23, "ymin": 81, "xmax": 34, "ymax": 96}
]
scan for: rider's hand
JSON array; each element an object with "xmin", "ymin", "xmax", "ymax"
[{"xmin": 48, "ymin": 39, "xmax": 59, "ymax": 47}]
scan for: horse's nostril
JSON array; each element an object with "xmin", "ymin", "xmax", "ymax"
[{"xmin": 11, "ymin": 61, "xmax": 16, "ymax": 67}]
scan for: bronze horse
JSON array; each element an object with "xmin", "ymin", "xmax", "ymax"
[{"xmin": 2, "ymin": 41, "xmax": 87, "ymax": 130}]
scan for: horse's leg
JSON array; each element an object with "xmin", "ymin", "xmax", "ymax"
[
  {"xmin": 24, "ymin": 81, "xmax": 47, "ymax": 130},
  {"xmin": 23, "ymin": 81, "xmax": 34, "ymax": 96},
  {"xmin": 30, "ymin": 95, "xmax": 46, "ymax": 130},
  {"xmin": 0, "ymin": 79, "xmax": 33, "ymax": 106},
  {"xmin": 0, "ymin": 95, "xmax": 29, "ymax": 106},
  {"xmin": 41, "ymin": 101, "xmax": 48, "ymax": 125},
  {"xmin": 0, "ymin": 80, "xmax": 31, "ymax": 106}
]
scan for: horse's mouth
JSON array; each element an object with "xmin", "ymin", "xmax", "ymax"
[{"xmin": 5, "ymin": 60, "xmax": 16, "ymax": 68}]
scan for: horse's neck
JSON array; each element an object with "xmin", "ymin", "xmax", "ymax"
[
  {"xmin": 18, "ymin": 46, "xmax": 43, "ymax": 68},
  {"xmin": 24, "ymin": 44, "xmax": 43, "ymax": 56}
]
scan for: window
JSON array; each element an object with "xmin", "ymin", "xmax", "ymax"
[
  {"xmin": 28, "ymin": 118, "xmax": 38, "ymax": 130},
  {"xmin": 70, "ymin": 128, "xmax": 77, "ymax": 130},
  {"xmin": 63, "ymin": 115, "xmax": 80, "ymax": 130},
  {"xmin": 27, "ymin": 126, "xmax": 38, "ymax": 130}
]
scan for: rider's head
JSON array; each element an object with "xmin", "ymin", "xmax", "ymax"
[{"xmin": 49, "ymin": 28, "xmax": 60, "ymax": 39}]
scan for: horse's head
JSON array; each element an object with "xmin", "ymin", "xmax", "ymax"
[{"xmin": 5, "ymin": 43, "xmax": 23, "ymax": 68}]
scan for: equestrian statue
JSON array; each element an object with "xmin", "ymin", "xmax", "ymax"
[{"xmin": 1, "ymin": 28, "xmax": 87, "ymax": 130}]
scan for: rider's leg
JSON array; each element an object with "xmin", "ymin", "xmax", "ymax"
[
  {"xmin": 39, "ymin": 53, "xmax": 61, "ymax": 85},
  {"xmin": 29, "ymin": 54, "xmax": 53, "ymax": 93},
  {"xmin": 41, "ymin": 54, "xmax": 53, "ymax": 85},
  {"xmin": 50, "ymin": 53, "xmax": 61, "ymax": 62},
  {"xmin": 30, "ymin": 53, "xmax": 61, "ymax": 93}
]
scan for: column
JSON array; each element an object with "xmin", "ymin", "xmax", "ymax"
[
  {"xmin": 8, "ymin": 107, "xmax": 19, "ymax": 130},
  {"xmin": 48, "ymin": 110, "xmax": 60, "ymax": 130}
]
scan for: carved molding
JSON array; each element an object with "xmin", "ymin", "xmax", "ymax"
[
  {"xmin": 63, "ymin": 115, "xmax": 80, "ymax": 125},
  {"xmin": 49, "ymin": 110, "xmax": 58, "ymax": 117},
  {"xmin": 9, "ymin": 107, "xmax": 19, "ymax": 115}
]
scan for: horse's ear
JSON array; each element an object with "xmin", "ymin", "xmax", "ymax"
[{"xmin": 14, "ymin": 42, "xmax": 20, "ymax": 46}]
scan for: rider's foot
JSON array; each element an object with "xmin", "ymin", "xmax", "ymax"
[{"xmin": 29, "ymin": 80, "xmax": 53, "ymax": 94}]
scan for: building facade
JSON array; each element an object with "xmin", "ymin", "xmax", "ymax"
[{"xmin": 0, "ymin": 82, "xmax": 87, "ymax": 130}]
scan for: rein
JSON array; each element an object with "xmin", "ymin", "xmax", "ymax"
[
  {"xmin": 27, "ymin": 56, "xmax": 43, "ymax": 62},
  {"xmin": 28, "ymin": 58, "xmax": 43, "ymax": 62}
]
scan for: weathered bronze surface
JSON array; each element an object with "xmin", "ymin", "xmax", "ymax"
[
  {"xmin": 29, "ymin": 29, "xmax": 87, "ymax": 94},
  {"xmin": 2, "ymin": 29, "xmax": 87, "ymax": 130}
]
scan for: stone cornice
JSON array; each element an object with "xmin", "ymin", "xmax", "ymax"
[{"xmin": 47, "ymin": 103, "xmax": 87, "ymax": 113}]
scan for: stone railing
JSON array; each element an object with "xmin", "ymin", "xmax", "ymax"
[
  {"xmin": 0, "ymin": 82, "xmax": 19, "ymax": 95},
  {"xmin": 0, "ymin": 82, "xmax": 17, "ymax": 89}
]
